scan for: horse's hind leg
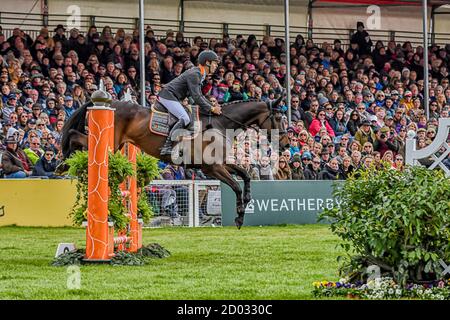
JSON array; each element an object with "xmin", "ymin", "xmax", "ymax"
[{"xmin": 201, "ymin": 164, "xmax": 245, "ymax": 229}]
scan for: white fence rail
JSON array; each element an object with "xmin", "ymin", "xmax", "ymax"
[{"xmin": 145, "ymin": 180, "xmax": 221, "ymax": 228}]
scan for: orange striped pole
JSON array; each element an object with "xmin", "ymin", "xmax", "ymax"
[
  {"xmin": 127, "ymin": 143, "xmax": 140, "ymax": 252},
  {"xmin": 85, "ymin": 90, "xmax": 114, "ymax": 262}
]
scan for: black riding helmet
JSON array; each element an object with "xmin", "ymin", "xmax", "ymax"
[{"xmin": 198, "ymin": 50, "xmax": 219, "ymax": 65}]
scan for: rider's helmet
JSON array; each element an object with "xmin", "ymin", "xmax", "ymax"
[{"xmin": 198, "ymin": 50, "xmax": 219, "ymax": 66}]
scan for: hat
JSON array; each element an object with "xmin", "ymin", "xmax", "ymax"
[
  {"xmin": 363, "ymin": 90, "xmax": 372, "ymax": 97},
  {"xmin": 287, "ymin": 126, "xmax": 299, "ymax": 134},
  {"xmin": 301, "ymin": 151, "xmax": 312, "ymax": 160},
  {"xmin": 247, "ymin": 64, "xmax": 256, "ymax": 71},
  {"xmin": 385, "ymin": 115, "xmax": 393, "ymax": 120},
  {"xmin": 25, "ymin": 98, "xmax": 33, "ymax": 104},
  {"xmin": 294, "ymin": 80, "xmax": 302, "ymax": 86},
  {"xmin": 32, "ymin": 103, "xmax": 42, "ymax": 110},
  {"xmin": 357, "ymin": 21, "xmax": 365, "ymax": 29},
  {"xmin": 5, "ymin": 137, "xmax": 18, "ymax": 144},
  {"xmin": 318, "ymin": 96, "xmax": 329, "ymax": 106},
  {"xmin": 54, "ymin": 24, "xmax": 66, "ymax": 32},
  {"xmin": 380, "ymin": 126, "xmax": 390, "ymax": 133},
  {"xmin": 320, "ymin": 149, "xmax": 330, "ymax": 156},
  {"xmin": 2, "ymin": 120, "xmax": 12, "ymax": 126},
  {"xmin": 417, "ymin": 128, "xmax": 426, "ymax": 133},
  {"xmin": 291, "ymin": 154, "xmax": 302, "ymax": 163},
  {"xmin": 391, "ymin": 90, "xmax": 399, "ymax": 95},
  {"xmin": 31, "ymin": 73, "xmax": 44, "ymax": 80},
  {"xmin": 64, "ymin": 95, "xmax": 73, "ymax": 101},
  {"xmin": 27, "ymin": 118, "xmax": 36, "ymax": 125},
  {"xmin": 361, "ymin": 119, "xmax": 371, "ymax": 126},
  {"xmin": 23, "ymin": 83, "xmax": 33, "ymax": 90},
  {"xmin": 7, "ymin": 93, "xmax": 17, "ymax": 100},
  {"xmin": 31, "ymin": 65, "xmax": 42, "ymax": 72},
  {"xmin": 404, "ymin": 91, "xmax": 412, "ymax": 97}
]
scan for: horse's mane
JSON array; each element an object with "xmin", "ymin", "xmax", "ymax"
[{"xmin": 220, "ymin": 98, "xmax": 261, "ymax": 108}]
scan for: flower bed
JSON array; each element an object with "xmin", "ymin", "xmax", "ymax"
[{"xmin": 312, "ymin": 277, "xmax": 450, "ymax": 300}]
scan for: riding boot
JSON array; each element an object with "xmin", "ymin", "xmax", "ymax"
[{"xmin": 160, "ymin": 119, "xmax": 186, "ymax": 156}]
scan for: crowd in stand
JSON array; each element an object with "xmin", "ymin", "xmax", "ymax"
[{"xmin": 0, "ymin": 21, "xmax": 449, "ymax": 180}]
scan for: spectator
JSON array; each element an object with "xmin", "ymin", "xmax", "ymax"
[
  {"xmin": 275, "ymin": 157, "xmax": 292, "ymax": 180},
  {"xmin": 350, "ymin": 21, "xmax": 373, "ymax": 57},
  {"xmin": 31, "ymin": 147, "xmax": 60, "ymax": 178},
  {"xmin": 289, "ymin": 153, "xmax": 304, "ymax": 180},
  {"xmin": 308, "ymin": 108, "xmax": 335, "ymax": 138},
  {"xmin": 24, "ymin": 136, "xmax": 44, "ymax": 164},
  {"xmin": 318, "ymin": 157, "xmax": 341, "ymax": 180},
  {"xmin": 303, "ymin": 155, "xmax": 321, "ymax": 180},
  {"xmin": 256, "ymin": 156, "xmax": 274, "ymax": 180},
  {"xmin": 1, "ymin": 137, "xmax": 33, "ymax": 178}
]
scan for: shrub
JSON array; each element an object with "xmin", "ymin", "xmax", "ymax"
[
  {"xmin": 65, "ymin": 151, "xmax": 160, "ymax": 229},
  {"xmin": 320, "ymin": 166, "xmax": 450, "ymax": 287}
]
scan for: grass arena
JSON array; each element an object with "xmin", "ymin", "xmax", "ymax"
[{"xmin": 0, "ymin": 225, "xmax": 339, "ymax": 300}]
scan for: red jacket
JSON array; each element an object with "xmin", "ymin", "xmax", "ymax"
[{"xmin": 308, "ymin": 119, "xmax": 336, "ymax": 137}]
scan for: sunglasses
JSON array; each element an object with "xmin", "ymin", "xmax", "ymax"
[
  {"xmin": 45, "ymin": 153, "xmax": 54, "ymax": 156},
  {"xmin": 313, "ymin": 161, "xmax": 321, "ymax": 164}
]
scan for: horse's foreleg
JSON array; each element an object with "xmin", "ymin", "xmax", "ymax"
[
  {"xmin": 225, "ymin": 164, "xmax": 251, "ymax": 210},
  {"xmin": 202, "ymin": 164, "xmax": 245, "ymax": 229}
]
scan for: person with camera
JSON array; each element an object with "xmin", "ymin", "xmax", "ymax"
[{"xmin": 373, "ymin": 126, "xmax": 399, "ymax": 158}]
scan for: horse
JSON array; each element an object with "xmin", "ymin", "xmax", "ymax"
[{"xmin": 60, "ymin": 96, "xmax": 289, "ymax": 228}]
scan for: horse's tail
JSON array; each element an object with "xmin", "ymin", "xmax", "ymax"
[{"xmin": 61, "ymin": 100, "xmax": 92, "ymax": 159}]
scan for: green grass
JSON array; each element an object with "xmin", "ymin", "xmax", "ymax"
[{"xmin": 0, "ymin": 225, "xmax": 343, "ymax": 300}]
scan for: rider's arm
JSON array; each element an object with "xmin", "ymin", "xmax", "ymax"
[{"xmin": 187, "ymin": 71, "xmax": 214, "ymax": 113}]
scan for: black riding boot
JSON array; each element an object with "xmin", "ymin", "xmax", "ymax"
[{"xmin": 160, "ymin": 119, "xmax": 186, "ymax": 156}]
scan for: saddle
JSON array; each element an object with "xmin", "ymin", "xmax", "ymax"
[{"xmin": 149, "ymin": 100, "xmax": 201, "ymax": 138}]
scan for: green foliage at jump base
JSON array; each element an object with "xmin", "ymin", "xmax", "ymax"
[
  {"xmin": 320, "ymin": 166, "xmax": 450, "ymax": 287},
  {"xmin": 65, "ymin": 151, "xmax": 160, "ymax": 230}
]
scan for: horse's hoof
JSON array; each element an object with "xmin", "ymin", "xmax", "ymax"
[{"xmin": 234, "ymin": 217, "xmax": 243, "ymax": 229}]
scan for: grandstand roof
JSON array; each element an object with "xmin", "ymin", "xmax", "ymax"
[{"xmin": 184, "ymin": 0, "xmax": 450, "ymax": 7}]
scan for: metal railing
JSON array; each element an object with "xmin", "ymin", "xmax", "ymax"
[{"xmin": 1, "ymin": 11, "xmax": 450, "ymax": 48}]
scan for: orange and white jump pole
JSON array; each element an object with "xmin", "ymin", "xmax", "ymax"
[{"xmin": 85, "ymin": 89, "xmax": 114, "ymax": 262}]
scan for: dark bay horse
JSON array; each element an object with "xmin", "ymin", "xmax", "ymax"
[{"xmin": 61, "ymin": 97, "xmax": 288, "ymax": 228}]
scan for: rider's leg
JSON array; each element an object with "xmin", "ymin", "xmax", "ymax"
[{"xmin": 159, "ymin": 97, "xmax": 191, "ymax": 155}]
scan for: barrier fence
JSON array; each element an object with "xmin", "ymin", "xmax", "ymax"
[{"xmin": 2, "ymin": 11, "xmax": 450, "ymax": 48}]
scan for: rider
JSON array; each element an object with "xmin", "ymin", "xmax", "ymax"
[{"xmin": 158, "ymin": 50, "xmax": 222, "ymax": 155}]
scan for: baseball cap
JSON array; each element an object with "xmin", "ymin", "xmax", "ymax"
[
  {"xmin": 27, "ymin": 118, "xmax": 36, "ymax": 125},
  {"xmin": 301, "ymin": 151, "xmax": 312, "ymax": 160},
  {"xmin": 64, "ymin": 95, "xmax": 73, "ymax": 101},
  {"xmin": 25, "ymin": 98, "xmax": 33, "ymax": 104},
  {"xmin": 380, "ymin": 126, "xmax": 390, "ymax": 133},
  {"xmin": 7, "ymin": 93, "xmax": 17, "ymax": 100},
  {"xmin": 361, "ymin": 119, "xmax": 371, "ymax": 126},
  {"xmin": 391, "ymin": 90, "xmax": 399, "ymax": 95},
  {"xmin": 404, "ymin": 91, "xmax": 412, "ymax": 97}
]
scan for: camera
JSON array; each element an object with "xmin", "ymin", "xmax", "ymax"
[{"xmin": 380, "ymin": 133, "xmax": 386, "ymax": 139}]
